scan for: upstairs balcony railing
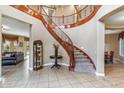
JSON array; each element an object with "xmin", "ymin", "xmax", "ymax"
[{"xmin": 27, "ymin": 5, "xmax": 94, "ymax": 27}]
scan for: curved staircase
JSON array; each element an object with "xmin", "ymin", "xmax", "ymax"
[
  {"xmin": 73, "ymin": 46, "xmax": 96, "ymax": 73},
  {"xmin": 11, "ymin": 5, "xmax": 98, "ymax": 72}
]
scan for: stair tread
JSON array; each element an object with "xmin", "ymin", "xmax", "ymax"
[
  {"xmin": 76, "ymin": 62, "xmax": 92, "ymax": 64},
  {"xmin": 74, "ymin": 54, "xmax": 87, "ymax": 56},
  {"xmin": 74, "ymin": 53, "xmax": 85, "ymax": 55},
  {"xmin": 75, "ymin": 59, "xmax": 89, "ymax": 61},
  {"xmin": 74, "ymin": 56, "xmax": 87, "ymax": 58},
  {"xmin": 74, "ymin": 50, "xmax": 81, "ymax": 52},
  {"xmin": 75, "ymin": 60, "xmax": 90, "ymax": 61},
  {"xmin": 75, "ymin": 58, "xmax": 89, "ymax": 59}
]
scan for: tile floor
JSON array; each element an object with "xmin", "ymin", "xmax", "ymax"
[{"xmin": 1, "ymin": 57, "xmax": 124, "ymax": 88}]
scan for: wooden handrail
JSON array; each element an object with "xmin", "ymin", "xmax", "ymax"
[{"xmin": 41, "ymin": 7, "xmax": 74, "ymax": 46}]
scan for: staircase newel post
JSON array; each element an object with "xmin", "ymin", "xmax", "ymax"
[{"xmin": 69, "ymin": 52, "xmax": 75, "ymax": 71}]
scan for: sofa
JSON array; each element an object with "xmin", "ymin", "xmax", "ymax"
[{"xmin": 2, "ymin": 52, "xmax": 24, "ymax": 66}]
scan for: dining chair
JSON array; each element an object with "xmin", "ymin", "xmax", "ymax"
[{"xmin": 109, "ymin": 51, "xmax": 114, "ymax": 64}]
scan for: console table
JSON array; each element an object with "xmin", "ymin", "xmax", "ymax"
[{"xmin": 50, "ymin": 55, "xmax": 63, "ymax": 69}]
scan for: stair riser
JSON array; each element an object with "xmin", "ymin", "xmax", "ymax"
[
  {"xmin": 74, "ymin": 55, "xmax": 86, "ymax": 57},
  {"xmin": 75, "ymin": 58, "xmax": 88, "ymax": 60}
]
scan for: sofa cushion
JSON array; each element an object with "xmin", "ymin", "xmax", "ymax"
[
  {"xmin": 2, "ymin": 56, "xmax": 16, "ymax": 60},
  {"xmin": 2, "ymin": 52, "xmax": 24, "ymax": 66},
  {"xmin": 11, "ymin": 54, "xmax": 16, "ymax": 57},
  {"xmin": 5, "ymin": 54, "xmax": 11, "ymax": 57}
]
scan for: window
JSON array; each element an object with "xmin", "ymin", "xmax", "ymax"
[
  {"xmin": 3, "ymin": 40, "xmax": 10, "ymax": 52},
  {"xmin": 120, "ymin": 38, "xmax": 124, "ymax": 57}
]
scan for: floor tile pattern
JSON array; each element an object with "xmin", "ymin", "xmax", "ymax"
[{"xmin": 1, "ymin": 58, "xmax": 124, "ymax": 88}]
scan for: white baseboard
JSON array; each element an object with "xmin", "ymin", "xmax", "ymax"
[
  {"xmin": 61, "ymin": 63, "xmax": 69, "ymax": 66},
  {"xmin": 95, "ymin": 72, "xmax": 105, "ymax": 77},
  {"xmin": 43, "ymin": 63, "xmax": 54, "ymax": 66},
  {"xmin": 28, "ymin": 63, "xmax": 69, "ymax": 70},
  {"xmin": 0, "ymin": 77, "xmax": 3, "ymax": 81},
  {"xmin": 28, "ymin": 67, "xmax": 33, "ymax": 71},
  {"xmin": 43, "ymin": 62, "xmax": 69, "ymax": 67},
  {"xmin": 0, "ymin": 77, "xmax": 2, "ymax": 81}
]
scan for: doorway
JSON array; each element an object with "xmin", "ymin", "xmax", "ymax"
[
  {"xmin": 1, "ymin": 15, "xmax": 31, "ymax": 79},
  {"xmin": 100, "ymin": 6, "xmax": 124, "ymax": 76}
]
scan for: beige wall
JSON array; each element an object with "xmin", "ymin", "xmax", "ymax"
[
  {"xmin": 2, "ymin": 36, "xmax": 28, "ymax": 56},
  {"xmin": 16, "ymin": 36, "xmax": 28, "ymax": 56},
  {"xmin": 10, "ymin": 41, "xmax": 14, "ymax": 52},
  {"xmin": 105, "ymin": 34, "xmax": 119, "ymax": 59}
]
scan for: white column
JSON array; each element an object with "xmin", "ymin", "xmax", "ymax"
[
  {"xmin": 29, "ymin": 24, "xmax": 33, "ymax": 70},
  {"xmin": 96, "ymin": 21, "xmax": 105, "ymax": 77},
  {"xmin": 0, "ymin": 13, "xmax": 2, "ymax": 80}
]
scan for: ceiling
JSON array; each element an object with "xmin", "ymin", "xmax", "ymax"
[
  {"xmin": 2, "ymin": 15, "xmax": 30, "ymax": 37},
  {"xmin": 100, "ymin": 6, "xmax": 124, "ymax": 30},
  {"xmin": 104, "ymin": 10, "xmax": 124, "ymax": 25},
  {"xmin": 101, "ymin": 6, "xmax": 124, "ymax": 34}
]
